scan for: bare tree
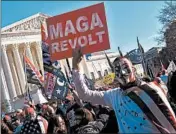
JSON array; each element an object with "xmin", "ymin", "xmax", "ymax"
[{"xmin": 156, "ymin": 1, "xmax": 176, "ymax": 45}]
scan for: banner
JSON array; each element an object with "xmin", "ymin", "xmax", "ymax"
[
  {"xmin": 44, "ymin": 3, "xmax": 110, "ymax": 61},
  {"xmin": 45, "ymin": 73, "xmax": 56, "ymax": 97},
  {"xmin": 126, "ymin": 49, "xmax": 142, "ymax": 64},
  {"xmin": 42, "ymin": 23, "xmax": 69, "ymax": 99},
  {"xmin": 24, "ymin": 56, "xmax": 44, "ymax": 85},
  {"xmin": 103, "ymin": 73, "xmax": 115, "ymax": 85},
  {"xmin": 52, "ymin": 72, "xmax": 68, "ymax": 100}
]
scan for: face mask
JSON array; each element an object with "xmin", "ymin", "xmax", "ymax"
[{"xmin": 113, "ymin": 59, "xmax": 132, "ymax": 86}]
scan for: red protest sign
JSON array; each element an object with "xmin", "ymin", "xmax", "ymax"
[{"xmin": 44, "ymin": 3, "xmax": 110, "ymax": 61}]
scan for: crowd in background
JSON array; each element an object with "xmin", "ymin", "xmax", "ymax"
[
  {"xmin": 1, "ymin": 89, "xmax": 119, "ymax": 134},
  {"xmin": 1, "ymin": 61, "xmax": 176, "ymax": 134}
]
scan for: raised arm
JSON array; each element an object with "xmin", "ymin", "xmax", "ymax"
[
  {"xmin": 72, "ymin": 48, "xmax": 110, "ymax": 106},
  {"xmin": 73, "ymin": 70, "xmax": 109, "ymax": 106}
]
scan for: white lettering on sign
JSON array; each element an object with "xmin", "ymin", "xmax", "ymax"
[
  {"xmin": 49, "ymin": 12, "xmax": 104, "ymax": 40},
  {"xmin": 65, "ymin": 20, "xmax": 76, "ymax": 36},
  {"xmin": 78, "ymin": 36, "xmax": 88, "ymax": 47},
  {"xmin": 90, "ymin": 13, "xmax": 103, "ymax": 30},
  {"xmin": 51, "ymin": 31, "xmax": 105, "ymax": 54},
  {"xmin": 88, "ymin": 34, "xmax": 97, "ymax": 45},
  {"xmin": 76, "ymin": 16, "xmax": 89, "ymax": 32},
  {"xmin": 60, "ymin": 40, "xmax": 68, "ymax": 52},
  {"xmin": 96, "ymin": 31, "xmax": 105, "ymax": 43},
  {"xmin": 68, "ymin": 37, "xmax": 77, "ymax": 49},
  {"xmin": 51, "ymin": 42, "xmax": 60, "ymax": 53},
  {"xmin": 49, "ymin": 23, "xmax": 63, "ymax": 40}
]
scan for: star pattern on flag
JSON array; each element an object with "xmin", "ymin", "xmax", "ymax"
[
  {"xmin": 56, "ymin": 89, "xmax": 61, "ymax": 94},
  {"xmin": 20, "ymin": 119, "xmax": 41, "ymax": 134}
]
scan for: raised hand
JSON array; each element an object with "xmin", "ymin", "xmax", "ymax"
[{"xmin": 72, "ymin": 47, "xmax": 83, "ymax": 70}]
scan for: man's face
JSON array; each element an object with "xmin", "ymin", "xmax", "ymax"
[
  {"xmin": 113, "ymin": 58, "xmax": 135, "ymax": 86},
  {"xmin": 57, "ymin": 116, "xmax": 67, "ymax": 132}
]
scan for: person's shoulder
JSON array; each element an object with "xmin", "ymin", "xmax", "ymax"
[
  {"xmin": 105, "ymin": 87, "xmax": 121, "ymax": 93},
  {"xmin": 140, "ymin": 81, "xmax": 161, "ymax": 94},
  {"xmin": 104, "ymin": 87, "xmax": 122, "ymax": 97}
]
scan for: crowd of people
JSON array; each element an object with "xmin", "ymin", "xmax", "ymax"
[
  {"xmin": 1, "ymin": 48, "xmax": 176, "ymax": 133},
  {"xmin": 1, "ymin": 90, "xmax": 119, "ymax": 134}
]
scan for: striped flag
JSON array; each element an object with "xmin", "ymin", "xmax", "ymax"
[
  {"xmin": 24, "ymin": 55, "xmax": 44, "ymax": 85},
  {"xmin": 127, "ymin": 84, "xmax": 176, "ymax": 133}
]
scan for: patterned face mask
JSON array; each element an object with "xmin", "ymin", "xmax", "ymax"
[
  {"xmin": 114, "ymin": 61, "xmax": 131, "ymax": 77},
  {"xmin": 113, "ymin": 58, "xmax": 133, "ymax": 86}
]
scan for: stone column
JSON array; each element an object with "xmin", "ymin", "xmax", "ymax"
[
  {"xmin": 7, "ymin": 51, "xmax": 22, "ymax": 96},
  {"xmin": 36, "ymin": 41, "xmax": 44, "ymax": 76},
  {"xmin": 25, "ymin": 43, "xmax": 34, "ymax": 64},
  {"xmin": 1, "ymin": 67, "xmax": 12, "ymax": 113},
  {"xmin": 1, "ymin": 67, "xmax": 10, "ymax": 101},
  {"xmin": 1, "ymin": 45, "xmax": 17, "ymax": 100},
  {"xmin": 12, "ymin": 44, "xmax": 26, "ymax": 94}
]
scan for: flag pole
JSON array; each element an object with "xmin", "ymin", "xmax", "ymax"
[
  {"xmin": 66, "ymin": 58, "xmax": 72, "ymax": 75},
  {"xmin": 137, "ymin": 36, "xmax": 148, "ymax": 76},
  {"xmin": 64, "ymin": 66, "xmax": 70, "ymax": 84},
  {"xmin": 118, "ymin": 46, "xmax": 123, "ymax": 57},
  {"xmin": 104, "ymin": 51, "xmax": 114, "ymax": 72}
]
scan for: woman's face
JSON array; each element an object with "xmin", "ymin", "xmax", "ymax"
[{"xmin": 54, "ymin": 116, "xmax": 67, "ymax": 134}]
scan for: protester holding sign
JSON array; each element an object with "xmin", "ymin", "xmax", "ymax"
[{"xmin": 72, "ymin": 47, "xmax": 176, "ymax": 133}]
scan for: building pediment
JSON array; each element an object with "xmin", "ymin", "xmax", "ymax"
[{"xmin": 1, "ymin": 13, "xmax": 51, "ymax": 33}]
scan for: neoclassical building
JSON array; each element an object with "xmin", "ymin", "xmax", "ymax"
[{"xmin": 1, "ymin": 13, "xmax": 50, "ymax": 112}]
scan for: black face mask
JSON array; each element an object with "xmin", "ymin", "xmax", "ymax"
[
  {"xmin": 114, "ymin": 62, "xmax": 131, "ymax": 77},
  {"xmin": 113, "ymin": 60, "xmax": 132, "ymax": 86}
]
